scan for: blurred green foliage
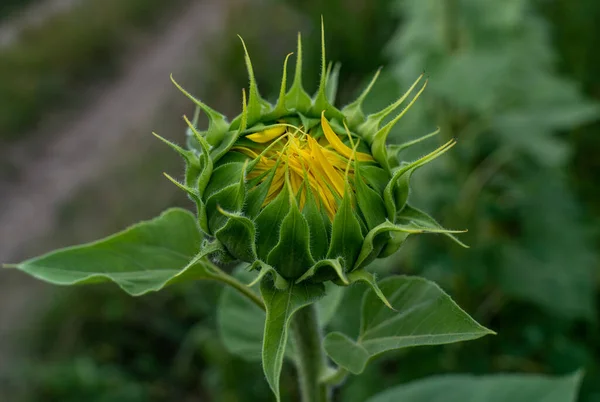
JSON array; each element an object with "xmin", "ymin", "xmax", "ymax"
[
  {"xmin": 340, "ymin": 0, "xmax": 600, "ymax": 400},
  {"xmin": 0, "ymin": 0, "xmax": 184, "ymax": 140},
  {"xmin": 11, "ymin": 0, "xmax": 600, "ymax": 401},
  {"xmin": 14, "ymin": 283, "xmax": 281, "ymax": 402},
  {"xmin": 0, "ymin": 0, "xmax": 39, "ymax": 21}
]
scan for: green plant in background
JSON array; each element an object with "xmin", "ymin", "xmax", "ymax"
[
  {"xmin": 338, "ymin": 0, "xmax": 599, "ymax": 400},
  {"xmin": 3, "ymin": 19, "xmax": 586, "ymax": 402},
  {"xmin": 382, "ymin": 0, "xmax": 598, "ymax": 319}
]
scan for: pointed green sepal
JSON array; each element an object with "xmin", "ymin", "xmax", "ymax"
[
  {"xmin": 183, "ymin": 115, "xmax": 214, "ymax": 196},
  {"xmin": 383, "ymin": 139, "xmax": 456, "ymax": 220},
  {"xmin": 267, "ymin": 181, "xmax": 315, "ymax": 280},
  {"xmin": 301, "ymin": 180, "xmax": 329, "ymax": 260},
  {"xmin": 310, "ymin": 17, "xmax": 344, "ymax": 120},
  {"xmin": 285, "ymin": 33, "xmax": 312, "ymax": 113},
  {"xmin": 205, "ymin": 164, "xmax": 246, "ymax": 233},
  {"xmin": 347, "ymin": 269, "xmax": 394, "ymax": 310},
  {"xmin": 354, "ymin": 159, "xmax": 387, "ymax": 230},
  {"xmin": 370, "ymin": 79, "xmax": 429, "ymax": 170},
  {"xmin": 254, "ymin": 184, "xmax": 291, "ymax": 261},
  {"xmin": 170, "ymin": 74, "xmax": 229, "ymax": 145},
  {"xmin": 247, "ymin": 260, "xmax": 289, "ymax": 290},
  {"xmin": 264, "ymin": 52, "xmax": 293, "ymax": 120},
  {"xmin": 152, "ymin": 132, "xmax": 198, "ymax": 167},
  {"xmin": 397, "ymin": 205, "xmax": 468, "ymax": 248},
  {"xmin": 353, "ymin": 221, "xmax": 407, "ymax": 270},
  {"xmin": 238, "ymin": 36, "xmax": 264, "ymax": 126},
  {"xmin": 359, "ymin": 74, "xmax": 425, "ymax": 143},
  {"xmin": 295, "ymin": 258, "xmax": 349, "ymax": 285},
  {"xmin": 163, "ymin": 173, "xmax": 209, "ymax": 234},
  {"xmin": 184, "ymin": 106, "xmax": 202, "ymax": 151},
  {"xmin": 386, "ymin": 127, "xmax": 440, "ymax": 169},
  {"xmin": 215, "ymin": 207, "xmax": 258, "ymax": 262},
  {"xmin": 378, "ymin": 230, "xmax": 410, "ymax": 259},
  {"xmin": 342, "ymin": 67, "xmax": 382, "ymax": 128},
  {"xmin": 326, "ymin": 185, "xmax": 365, "ymax": 270},
  {"xmin": 245, "ymin": 167, "xmax": 279, "ymax": 219}
]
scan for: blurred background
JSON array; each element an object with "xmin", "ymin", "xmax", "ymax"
[{"xmin": 0, "ymin": 0, "xmax": 598, "ymax": 401}]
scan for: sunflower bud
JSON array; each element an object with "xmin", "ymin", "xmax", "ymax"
[{"xmin": 157, "ymin": 23, "xmax": 464, "ymax": 287}]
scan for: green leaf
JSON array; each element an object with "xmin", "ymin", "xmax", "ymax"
[
  {"xmin": 323, "ymin": 332, "xmax": 369, "ymax": 374},
  {"xmin": 324, "ymin": 276, "xmax": 493, "ymax": 374},
  {"xmin": 365, "ymin": 371, "xmax": 584, "ymax": 402},
  {"xmin": 218, "ymin": 271, "xmax": 341, "ymax": 363},
  {"xmin": 260, "ymin": 278, "xmax": 325, "ymax": 401},
  {"xmin": 6, "ymin": 209, "xmax": 207, "ymax": 296}
]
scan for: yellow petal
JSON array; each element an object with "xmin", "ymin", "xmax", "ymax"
[
  {"xmin": 246, "ymin": 126, "xmax": 286, "ymax": 143},
  {"xmin": 307, "ymin": 135, "xmax": 345, "ymax": 197},
  {"xmin": 320, "ymin": 112, "xmax": 374, "ymax": 162}
]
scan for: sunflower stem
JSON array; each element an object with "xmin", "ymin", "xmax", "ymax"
[
  {"xmin": 208, "ymin": 263, "xmax": 265, "ymax": 311},
  {"xmin": 292, "ymin": 304, "xmax": 331, "ymax": 402}
]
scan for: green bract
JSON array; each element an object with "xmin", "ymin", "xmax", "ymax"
[{"xmin": 157, "ymin": 23, "xmax": 465, "ymax": 290}]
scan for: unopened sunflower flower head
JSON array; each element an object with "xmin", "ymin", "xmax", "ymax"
[{"xmin": 156, "ymin": 23, "xmax": 466, "ymax": 290}]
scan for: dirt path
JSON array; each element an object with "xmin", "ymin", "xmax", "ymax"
[
  {"xmin": 0, "ymin": 0, "xmax": 226, "ymax": 389},
  {"xmin": 0, "ymin": 0, "xmax": 224, "ymax": 262}
]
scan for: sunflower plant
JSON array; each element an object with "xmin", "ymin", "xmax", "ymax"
[{"xmin": 5, "ymin": 23, "xmax": 497, "ymax": 401}]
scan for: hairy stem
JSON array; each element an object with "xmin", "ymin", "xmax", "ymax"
[
  {"xmin": 208, "ymin": 263, "xmax": 265, "ymax": 311},
  {"xmin": 292, "ymin": 304, "xmax": 330, "ymax": 402}
]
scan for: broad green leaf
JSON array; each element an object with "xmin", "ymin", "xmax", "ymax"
[
  {"xmin": 6, "ymin": 209, "xmax": 206, "ymax": 296},
  {"xmin": 324, "ymin": 276, "xmax": 493, "ymax": 374},
  {"xmin": 323, "ymin": 332, "xmax": 369, "ymax": 374},
  {"xmin": 365, "ymin": 371, "xmax": 583, "ymax": 402},
  {"xmin": 260, "ymin": 278, "xmax": 325, "ymax": 401}
]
